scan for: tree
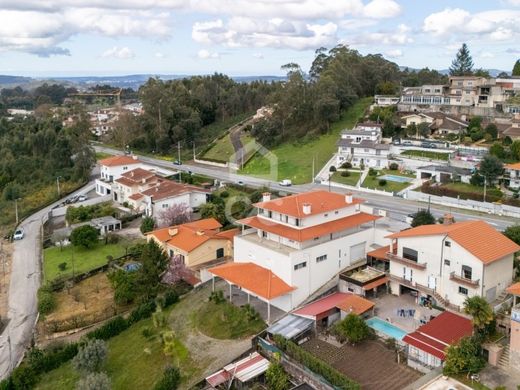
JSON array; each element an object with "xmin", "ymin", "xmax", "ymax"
[
  {"xmin": 489, "ymin": 142, "xmax": 505, "ymax": 159},
  {"xmin": 153, "ymin": 366, "xmax": 180, "ymax": 390},
  {"xmin": 76, "ymin": 372, "xmax": 111, "ymax": 390},
  {"xmin": 70, "ymin": 225, "xmax": 100, "ymax": 249},
  {"xmin": 469, "ymin": 172, "xmax": 485, "ymax": 187},
  {"xmin": 418, "ymin": 122, "xmax": 431, "ymax": 138},
  {"xmin": 443, "ymin": 336, "xmax": 485, "ymax": 376},
  {"xmin": 511, "ymin": 140, "xmax": 520, "ymax": 161},
  {"xmin": 504, "ymin": 225, "xmax": 520, "ymax": 245},
  {"xmin": 449, "ymin": 43, "xmax": 474, "ymax": 76},
  {"xmin": 108, "ymin": 269, "xmax": 138, "ymax": 305},
  {"xmin": 411, "ymin": 210, "xmax": 435, "ymax": 227},
  {"xmin": 484, "ymin": 123, "xmax": 498, "ymax": 140},
  {"xmin": 463, "ymin": 296, "xmax": 494, "ymax": 331},
  {"xmin": 140, "ymin": 216, "xmax": 155, "ymax": 234},
  {"xmin": 73, "ymin": 339, "xmax": 108, "ymax": 373},
  {"xmin": 135, "ymin": 240, "xmax": 169, "ymax": 298},
  {"xmin": 478, "ymin": 155, "xmax": 503, "ymax": 184},
  {"xmin": 468, "ymin": 116, "xmax": 482, "ymax": 132},
  {"xmin": 513, "ymin": 59, "xmax": 520, "ymax": 76},
  {"xmin": 199, "ymin": 202, "xmax": 226, "ymax": 225},
  {"xmin": 333, "ymin": 313, "xmax": 371, "ymax": 344},
  {"xmin": 158, "ymin": 203, "xmax": 192, "ymax": 228},
  {"xmin": 265, "ymin": 360, "xmax": 290, "ymax": 390}
]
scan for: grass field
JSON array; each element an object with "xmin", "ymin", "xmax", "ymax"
[
  {"xmin": 401, "ymin": 149, "xmax": 450, "ymax": 161},
  {"xmin": 331, "ymin": 171, "xmax": 361, "ymax": 187},
  {"xmin": 201, "ymin": 134, "xmax": 235, "ymax": 162},
  {"xmin": 43, "ymin": 242, "xmax": 132, "ymax": 282},
  {"xmin": 95, "ymin": 152, "xmax": 113, "ymax": 160},
  {"xmin": 442, "ymin": 182, "xmax": 503, "ymax": 198},
  {"xmin": 239, "ymin": 98, "xmax": 371, "ymax": 184},
  {"xmin": 362, "ymin": 169, "xmax": 414, "ymax": 193}
]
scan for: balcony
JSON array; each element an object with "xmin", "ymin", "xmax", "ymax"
[
  {"xmin": 386, "ymin": 252, "xmax": 427, "ymax": 270},
  {"xmin": 449, "ymin": 272, "xmax": 480, "ymax": 287},
  {"xmin": 388, "ymin": 275, "xmax": 434, "ymax": 295}
]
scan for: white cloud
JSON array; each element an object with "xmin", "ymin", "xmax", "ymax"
[
  {"xmin": 155, "ymin": 52, "xmax": 166, "ymax": 58},
  {"xmin": 253, "ymin": 53, "xmax": 264, "ymax": 59},
  {"xmin": 344, "ymin": 23, "xmax": 412, "ymax": 46},
  {"xmin": 479, "ymin": 51, "xmax": 494, "ymax": 58},
  {"xmin": 100, "ymin": 46, "xmax": 135, "ymax": 59},
  {"xmin": 385, "ymin": 49, "xmax": 402, "ymax": 58},
  {"xmin": 506, "ymin": 48, "xmax": 520, "ymax": 54},
  {"xmin": 197, "ymin": 49, "xmax": 220, "ymax": 59},
  {"xmin": 193, "ymin": 17, "xmax": 338, "ymax": 50},
  {"xmin": 362, "ymin": 0, "xmax": 401, "ymax": 18}
]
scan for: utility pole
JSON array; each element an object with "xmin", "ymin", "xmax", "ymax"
[
  {"xmin": 14, "ymin": 198, "xmax": 20, "ymax": 225},
  {"xmin": 483, "ymin": 177, "xmax": 487, "ymax": 203},
  {"xmin": 177, "ymin": 141, "xmax": 181, "ymax": 163},
  {"xmin": 312, "ymin": 155, "xmax": 315, "ymax": 183},
  {"xmin": 192, "ymin": 142, "xmax": 195, "ymax": 160},
  {"xmin": 56, "ymin": 176, "xmax": 61, "ymax": 197}
]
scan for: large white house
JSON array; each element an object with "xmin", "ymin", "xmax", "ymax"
[
  {"xmin": 336, "ymin": 123, "xmax": 390, "ymax": 169},
  {"xmin": 386, "ymin": 217, "xmax": 520, "ymax": 309},
  {"xmin": 95, "ymin": 155, "xmax": 144, "ymax": 196},
  {"xmin": 505, "ymin": 162, "xmax": 520, "ymax": 190},
  {"xmin": 211, "ymin": 190, "xmax": 387, "ymax": 312}
]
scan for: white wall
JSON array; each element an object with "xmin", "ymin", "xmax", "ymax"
[{"xmin": 482, "ymin": 255, "xmax": 514, "ymax": 302}]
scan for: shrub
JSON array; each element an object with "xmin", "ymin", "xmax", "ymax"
[
  {"xmin": 141, "ymin": 327, "xmax": 154, "ymax": 338},
  {"xmin": 378, "ymin": 179, "xmax": 387, "ymax": 186},
  {"xmin": 329, "ymin": 165, "xmax": 337, "ymax": 172},
  {"xmin": 209, "ymin": 290, "xmax": 225, "ymax": 304},
  {"xmin": 86, "ymin": 316, "xmax": 129, "ymax": 341},
  {"xmin": 341, "ymin": 162, "xmax": 352, "ymax": 169},
  {"xmin": 265, "ymin": 361, "xmax": 290, "ymax": 390},
  {"xmin": 153, "ymin": 366, "xmax": 181, "ymax": 390},
  {"xmin": 140, "ymin": 216, "xmax": 155, "ymax": 234},
  {"xmin": 163, "ymin": 290, "xmax": 179, "ymax": 307},
  {"xmin": 76, "ymin": 372, "xmax": 111, "ymax": 390},
  {"xmin": 128, "ymin": 301, "xmax": 157, "ymax": 325},
  {"xmin": 220, "ymin": 191, "xmax": 229, "ymax": 198},
  {"xmin": 58, "ymin": 262, "xmax": 67, "ymax": 272},
  {"xmin": 73, "ymin": 339, "xmax": 108, "ymax": 373},
  {"xmin": 368, "ymin": 168, "xmax": 377, "ymax": 177},
  {"xmin": 70, "ymin": 225, "xmax": 100, "ymax": 249},
  {"xmin": 249, "ymin": 190, "xmax": 263, "ymax": 203},
  {"xmin": 38, "ymin": 285, "xmax": 56, "ymax": 315},
  {"xmin": 341, "ymin": 171, "xmax": 350, "ymax": 177},
  {"xmin": 388, "ymin": 162, "xmax": 399, "ymax": 170},
  {"xmin": 122, "ymin": 201, "xmax": 129, "ymax": 208},
  {"xmin": 333, "ymin": 314, "xmax": 371, "ymax": 344}
]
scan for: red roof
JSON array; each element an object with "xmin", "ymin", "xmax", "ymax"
[
  {"xmin": 293, "ymin": 292, "xmax": 351, "ymax": 318},
  {"xmin": 99, "ymin": 155, "xmax": 140, "ymax": 167},
  {"xmin": 254, "ymin": 190, "xmax": 364, "ymax": 218},
  {"xmin": 507, "ymin": 282, "xmax": 520, "ymax": 296},
  {"xmin": 335, "ymin": 295, "xmax": 375, "ymax": 315},
  {"xmin": 402, "ymin": 311, "xmax": 472, "ymax": 360},
  {"xmin": 367, "ymin": 245, "xmax": 390, "ymax": 260},
  {"xmin": 238, "ymin": 212, "xmax": 379, "ymax": 242}
]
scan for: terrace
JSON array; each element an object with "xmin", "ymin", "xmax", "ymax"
[
  {"xmin": 386, "ymin": 252, "xmax": 427, "ymax": 270},
  {"xmin": 449, "ymin": 271, "xmax": 480, "ymax": 288}
]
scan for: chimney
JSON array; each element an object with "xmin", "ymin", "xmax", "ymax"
[
  {"xmin": 443, "ymin": 213, "xmax": 454, "ymax": 225},
  {"xmin": 196, "ymin": 230, "xmax": 205, "ymax": 236},
  {"xmin": 132, "ymin": 155, "xmax": 138, "ymax": 160},
  {"xmin": 262, "ymin": 192, "xmax": 271, "ymax": 202},
  {"xmin": 168, "ymin": 228, "xmax": 178, "ymax": 236},
  {"xmin": 302, "ymin": 203, "xmax": 312, "ymax": 215},
  {"xmin": 155, "ymin": 187, "xmax": 159, "ymax": 192},
  {"xmin": 131, "ymin": 171, "xmax": 134, "ymax": 177},
  {"xmin": 345, "ymin": 192, "xmax": 353, "ymax": 204}
]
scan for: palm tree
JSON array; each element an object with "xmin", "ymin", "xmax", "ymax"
[{"xmin": 463, "ymin": 296, "xmax": 493, "ymax": 331}]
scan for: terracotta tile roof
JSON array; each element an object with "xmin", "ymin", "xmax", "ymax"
[
  {"xmin": 387, "ymin": 220, "xmax": 520, "ymax": 264},
  {"xmin": 128, "ymin": 193, "xmax": 144, "ymax": 201},
  {"xmin": 367, "ymin": 245, "xmax": 390, "ymax": 260},
  {"xmin": 254, "ymin": 190, "xmax": 364, "ymax": 218},
  {"xmin": 120, "ymin": 167, "xmax": 156, "ymax": 182},
  {"xmin": 209, "ymin": 262, "xmax": 295, "ymax": 300},
  {"xmin": 215, "ymin": 228, "xmax": 240, "ymax": 240},
  {"xmin": 238, "ymin": 213, "xmax": 379, "ymax": 242},
  {"xmin": 362, "ymin": 276, "xmax": 388, "ymax": 291},
  {"xmin": 184, "ymin": 218, "xmax": 223, "ymax": 230},
  {"xmin": 141, "ymin": 180, "xmax": 210, "ymax": 201},
  {"xmin": 505, "ymin": 162, "xmax": 520, "ymax": 170},
  {"xmin": 507, "ymin": 282, "xmax": 520, "ymax": 296},
  {"xmin": 99, "ymin": 155, "xmax": 140, "ymax": 167},
  {"xmin": 115, "ymin": 176, "xmax": 138, "ymax": 187},
  {"xmin": 402, "ymin": 311, "xmax": 472, "ymax": 360},
  {"xmin": 335, "ymin": 295, "xmax": 375, "ymax": 315},
  {"xmin": 294, "ymin": 292, "xmax": 351, "ymax": 317}
]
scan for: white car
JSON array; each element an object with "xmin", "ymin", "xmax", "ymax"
[
  {"xmin": 279, "ymin": 179, "xmax": 292, "ymax": 186},
  {"xmin": 13, "ymin": 228, "xmax": 24, "ymax": 240},
  {"xmin": 78, "ymin": 195, "xmax": 88, "ymax": 202}
]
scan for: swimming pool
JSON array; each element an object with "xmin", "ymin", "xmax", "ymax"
[
  {"xmin": 366, "ymin": 317, "xmax": 407, "ymax": 340},
  {"xmin": 379, "ymin": 174, "xmax": 412, "ymax": 183}
]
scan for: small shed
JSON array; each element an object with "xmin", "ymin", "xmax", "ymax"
[
  {"xmin": 267, "ymin": 314, "xmax": 314, "ymax": 343},
  {"xmin": 205, "ymin": 352, "xmax": 270, "ymax": 389},
  {"xmin": 90, "ymin": 216, "xmax": 122, "ymax": 235}
]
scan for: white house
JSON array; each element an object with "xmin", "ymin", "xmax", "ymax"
[
  {"xmin": 505, "ymin": 162, "xmax": 520, "ymax": 190},
  {"xmin": 211, "ymin": 190, "xmax": 387, "ymax": 312},
  {"xmin": 416, "ymin": 165, "xmax": 472, "ymax": 184},
  {"xmin": 336, "ymin": 124, "xmax": 390, "ymax": 169},
  {"xmin": 386, "ymin": 217, "xmax": 520, "ymax": 310},
  {"xmin": 374, "ymin": 95, "xmax": 400, "ymax": 107},
  {"xmin": 95, "ymin": 155, "xmax": 143, "ymax": 196}
]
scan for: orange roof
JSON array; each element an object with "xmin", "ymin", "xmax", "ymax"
[
  {"xmin": 121, "ymin": 167, "xmax": 156, "ymax": 182},
  {"xmin": 238, "ymin": 213, "xmax": 379, "ymax": 242},
  {"xmin": 335, "ymin": 295, "xmax": 375, "ymax": 315},
  {"xmin": 505, "ymin": 162, "xmax": 520, "ymax": 170},
  {"xmin": 507, "ymin": 282, "xmax": 520, "ymax": 296},
  {"xmin": 367, "ymin": 245, "xmax": 390, "ymax": 260},
  {"xmin": 254, "ymin": 190, "xmax": 364, "ymax": 218},
  {"xmin": 387, "ymin": 220, "xmax": 520, "ymax": 264},
  {"xmin": 99, "ymin": 155, "xmax": 141, "ymax": 167},
  {"xmin": 209, "ymin": 262, "xmax": 295, "ymax": 300},
  {"xmin": 128, "ymin": 193, "xmax": 144, "ymax": 201},
  {"xmin": 362, "ymin": 276, "xmax": 389, "ymax": 291}
]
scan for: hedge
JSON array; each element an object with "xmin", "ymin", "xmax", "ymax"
[
  {"xmin": 273, "ymin": 335, "xmax": 360, "ymax": 390},
  {"xmin": 420, "ymin": 182, "xmax": 502, "ymax": 203}
]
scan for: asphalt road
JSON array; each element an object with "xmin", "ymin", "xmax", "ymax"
[{"xmin": 95, "ymin": 145, "xmax": 517, "ymax": 231}]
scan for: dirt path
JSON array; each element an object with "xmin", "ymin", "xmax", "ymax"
[{"xmin": 0, "ymin": 241, "xmax": 13, "ymax": 324}]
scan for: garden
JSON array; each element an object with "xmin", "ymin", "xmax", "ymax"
[
  {"xmin": 331, "ymin": 170, "xmax": 361, "ymax": 187},
  {"xmin": 361, "ymin": 167, "xmax": 415, "ymax": 193},
  {"xmin": 400, "ymin": 149, "xmax": 450, "ymax": 161}
]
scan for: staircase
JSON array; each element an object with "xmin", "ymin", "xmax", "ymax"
[
  {"xmin": 432, "ymin": 291, "xmax": 447, "ymax": 307},
  {"xmin": 498, "ymin": 344, "xmax": 510, "ymax": 369}
]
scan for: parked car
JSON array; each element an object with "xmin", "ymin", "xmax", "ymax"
[
  {"xmin": 173, "ymin": 160, "xmax": 182, "ymax": 165},
  {"xmin": 402, "ymin": 141, "xmax": 413, "ymax": 146},
  {"xmin": 279, "ymin": 179, "xmax": 292, "ymax": 186},
  {"xmin": 236, "ymin": 180, "xmax": 245, "ymax": 186},
  {"xmin": 392, "ymin": 139, "xmax": 401, "ymax": 145},
  {"xmin": 78, "ymin": 195, "xmax": 88, "ymax": 202},
  {"xmin": 13, "ymin": 228, "xmax": 24, "ymax": 240}
]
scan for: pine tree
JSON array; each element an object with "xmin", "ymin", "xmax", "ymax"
[
  {"xmin": 513, "ymin": 59, "xmax": 520, "ymax": 76},
  {"xmin": 449, "ymin": 43, "xmax": 474, "ymax": 76}
]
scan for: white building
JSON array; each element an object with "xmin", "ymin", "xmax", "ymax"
[
  {"xmin": 505, "ymin": 162, "xmax": 520, "ymax": 190},
  {"xmin": 95, "ymin": 155, "xmax": 143, "ymax": 197},
  {"xmin": 374, "ymin": 95, "xmax": 400, "ymax": 107},
  {"xmin": 213, "ymin": 191, "xmax": 387, "ymax": 312},
  {"xmin": 336, "ymin": 123, "xmax": 390, "ymax": 169},
  {"xmin": 386, "ymin": 217, "xmax": 519, "ymax": 310}
]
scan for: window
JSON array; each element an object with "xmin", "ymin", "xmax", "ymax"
[
  {"xmin": 462, "ymin": 265, "xmax": 472, "ymax": 280},
  {"xmin": 268, "ymin": 211, "xmax": 272, "ymax": 218},
  {"xmin": 262, "ymin": 231, "xmax": 267, "ymax": 238},
  {"xmin": 402, "ymin": 247, "xmax": 418, "ymax": 262},
  {"xmin": 313, "ymin": 237, "xmax": 319, "ymax": 240},
  {"xmin": 444, "ymin": 241, "xmax": 451, "ymax": 247},
  {"xmin": 459, "ymin": 286, "xmax": 468, "ymax": 295},
  {"xmin": 294, "ymin": 262, "xmax": 307, "ymax": 270},
  {"xmin": 285, "ymin": 215, "xmax": 289, "ymax": 223},
  {"xmin": 444, "ymin": 259, "xmax": 451, "ymax": 266},
  {"xmin": 295, "ymin": 218, "xmax": 300, "ymax": 227},
  {"xmin": 316, "ymin": 255, "xmax": 327, "ymax": 263},
  {"xmin": 162, "ymin": 204, "xmax": 169, "ymax": 208},
  {"xmin": 324, "ymin": 213, "xmax": 328, "ymax": 217},
  {"xmin": 335, "ymin": 211, "xmax": 339, "ymax": 215}
]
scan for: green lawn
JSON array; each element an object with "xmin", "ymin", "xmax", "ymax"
[
  {"xmin": 362, "ymin": 169, "xmax": 414, "ymax": 193},
  {"xmin": 442, "ymin": 182, "xmax": 503, "ymax": 198},
  {"xmin": 239, "ymin": 98, "xmax": 372, "ymax": 184},
  {"xmin": 401, "ymin": 149, "xmax": 450, "ymax": 161},
  {"xmin": 43, "ymin": 242, "xmax": 131, "ymax": 282},
  {"xmin": 331, "ymin": 171, "xmax": 361, "ymax": 186},
  {"xmin": 196, "ymin": 301, "xmax": 266, "ymax": 339},
  {"xmin": 201, "ymin": 134, "xmax": 235, "ymax": 162},
  {"xmin": 95, "ymin": 152, "xmax": 113, "ymax": 160}
]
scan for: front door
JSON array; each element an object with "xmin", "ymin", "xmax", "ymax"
[{"xmin": 428, "ymin": 275, "xmax": 436, "ymax": 290}]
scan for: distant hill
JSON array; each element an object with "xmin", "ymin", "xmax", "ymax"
[{"xmin": 0, "ymin": 75, "xmax": 33, "ymax": 86}]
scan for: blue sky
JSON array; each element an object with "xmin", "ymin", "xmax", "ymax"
[{"xmin": 0, "ymin": 0, "xmax": 519, "ymax": 77}]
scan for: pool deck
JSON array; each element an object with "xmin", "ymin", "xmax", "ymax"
[{"xmin": 370, "ymin": 293, "xmax": 441, "ymax": 333}]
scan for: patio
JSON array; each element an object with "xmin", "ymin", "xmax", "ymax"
[{"xmin": 371, "ymin": 293, "xmax": 442, "ymax": 333}]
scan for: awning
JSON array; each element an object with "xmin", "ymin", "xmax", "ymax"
[
  {"xmin": 366, "ymin": 245, "xmax": 390, "ymax": 261},
  {"xmin": 362, "ymin": 276, "xmax": 389, "ymax": 291},
  {"xmin": 206, "ymin": 352, "xmax": 269, "ymax": 387},
  {"xmin": 267, "ymin": 314, "xmax": 314, "ymax": 339}
]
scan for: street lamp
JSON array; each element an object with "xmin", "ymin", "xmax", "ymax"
[{"xmin": 14, "ymin": 198, "xmax": 21, "ymax": 225}]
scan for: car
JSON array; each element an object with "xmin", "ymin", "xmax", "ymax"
[
  {"xmin": 392, "ymin": 139, "xmax": 401, "ymax": 145},
  {"xmin": 13, "ymin": 228, "xmax": 24, "ymax": 240},
  {"xmin": 279, "ymin": 179, "xmax": 292, "ymax": 186},
  {"xmin": 402, "ymin": 141, "xmax": 413, "ymax": 146},
  {"xmin": 173, "ymin": 160, "xmax": 182, "ymax": 165},
  {"xmin": 236, "ymin": 180, "xmax": 244, "ymax": 186},
  {"xmin": 78, "ymin": 195, "xmax": 88, "ymax": 202},
  {"xmin": 429, "ymin": 143, "xmax": 437, "ymax": 149}
]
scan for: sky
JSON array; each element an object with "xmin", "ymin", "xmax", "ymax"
[{"xmin": 0, "ymin": 0, "xmax": 519, "ymax": 77}]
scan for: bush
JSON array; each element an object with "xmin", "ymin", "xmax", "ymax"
[
  {"xmin": 38, "ymin": 285, "xmax": 56, "ymax": 315},
  {"xmin": 249, "ymin": 190, "xmax": 263, "ymax": 203},
  {"xmin": 265, "ymin": 361, "xmax": 290, "ymax": 390},
  {"xmin": 70, "ymin": 225, "xmax": 100, "ymax": 249},
  {"xmin": 153, "ymin": 366, "xmax": 181, "ymax": 390},
  {"xmin": 76, "ymin": 372, "xmax": 111, "ymax": 390},
  {"xmin": 368, "ymin": 168, "xmax": 377, "ymax": 177},
  {"xmin": 333, "ymin": 314, "xmax": 371, "ymax": 344},
  {"xmin": 141, "ymin": 327, "xmax": 154, "ymax": 338},
  {"xmin": 86, "ymin": 316, "xmax": 129, "ymax": 341},
  {"xmin": 128, "ymin": 301, "xmax": 157, "ymax": 325},
  {"xmin": 341, "ymin": 162, "xmax": 352, "ymax": 169},
  {"xmin": 220, "ymin": 191, "xmax": 229, "ymax": 198},
  {"xmin": 140, "ymin": 216, "xmax": 155, "ymax": 234},
  {"xmin": 341, "ymin": 171, "xmax": 350, "ymax": 177},
  {"xmin": 378, "ymin": 179, "xmax": 387, "ymax": 186},
  {"xmin": 163, "ymin": 290, "xmax": 179, "ymax": 307},
  {"xmin": 72, "ymin": 339, "xmax": 108, "ymax": 373},
  {"xmin": 388, "ymin": 162, "xmax": 399, "ymax": 170},
  {"xmin": 58, "ymin": 262, "xmax": 67, "ymax": 272},
  {"xmin": 329, "ymin": 165, "xmax": 337, "ymax": 172}
]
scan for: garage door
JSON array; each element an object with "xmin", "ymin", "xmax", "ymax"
[{"xmin": 349, "ymin": 242, "xmax": 366, "ymax": 262}]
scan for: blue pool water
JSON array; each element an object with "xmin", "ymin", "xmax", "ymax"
[
  {"xmin": 379, "ymin": 174, "xmax": 412, "ymax": 183},
  {"xmin": 366, "ymin": 317, "xmax": 407, "ymax": 340}
]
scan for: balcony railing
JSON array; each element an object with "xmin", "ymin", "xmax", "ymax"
[
  {"xmin": 388, "ymin": 275, "xmax": 434, "ymax": 295},
  {"xmin": 386, "ymin": 252, "xmax": 427, "ymax": 270},
  {"xmin": 449, "ymin": 272, "xmax": 480, "ymax": 287}
]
